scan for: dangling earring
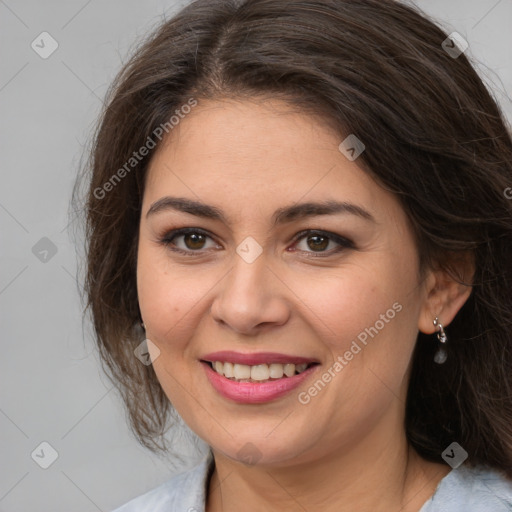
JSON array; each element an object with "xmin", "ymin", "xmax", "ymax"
[
  {"xmin": 433, "ymin": 317, "xmax": 447, "ymax": 364},
  {"xmin": 140, "ymin": 320, "xmax": 146, "ymax": 330}
]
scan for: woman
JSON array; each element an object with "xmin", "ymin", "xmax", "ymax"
[{"xmin": 76, "ymin": 0, "xmax": 512, "ymax": 510}]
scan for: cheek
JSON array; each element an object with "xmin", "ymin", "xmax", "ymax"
[
  {"xmin": 136, "ymin": 245, "xmax": 216, "ymax": 354},
  {"xmin": 136, "ymin": 248, "xmax": 210, "ymax": 408},
  {"xmin": 292, "ymin": 260, "xmax": 411, "ymax": 344},
  {"xmin": 293, "ymin": 257, "xmax": 421, "ymax": 391}
]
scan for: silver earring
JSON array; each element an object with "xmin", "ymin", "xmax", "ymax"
[
  {"xmin": 433, "ymin": 317, "xmax": 447, "ymax": 364},
  {"xmin": 140, "ymin": 321, "xmax": 146, "ymax": 330}
]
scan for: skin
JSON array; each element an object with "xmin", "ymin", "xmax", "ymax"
[{"xmin": 137, "ymin": 98, "xmax": 473, "ymax": 512}]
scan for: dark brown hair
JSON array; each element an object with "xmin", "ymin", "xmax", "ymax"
[{"xmin": 73, "ymin": 0, "xmax": 512, "ymax": 474}]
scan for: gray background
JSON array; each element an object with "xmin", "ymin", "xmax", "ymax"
[{"xmin": 1, "ymin": 0, "xmax": 510, "ymax": 510}]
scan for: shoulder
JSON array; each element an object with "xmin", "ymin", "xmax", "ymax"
[
  {"xmin": 420, "ymin": 464, "xmax": 512, "ymax": 512},
  {"xmin": 110, "ymin": 450, "xmax": 213, "ymax": 512}
]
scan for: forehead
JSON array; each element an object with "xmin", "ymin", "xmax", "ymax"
[{"xmin": 143, "ymin": 98, "xmax": 400, "ymax": 223}]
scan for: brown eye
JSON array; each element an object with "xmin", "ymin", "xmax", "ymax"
[
  {"xmin": 183, "ymin": 232, "xmax": 207, "ymax": 250},
  {"xmin": 306, "ymin": 234, "xmax": 329, "ymax": 251},
  {"xmin": 160, "ymin": 228, "xmax": 219, "ymax": 255},
  {"xmin": 292, "ymin": 230, "xmax": 354, "ymax": 256}
]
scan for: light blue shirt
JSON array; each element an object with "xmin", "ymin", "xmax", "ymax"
[{"xmin": 111, "ymin": 449, "xmax": 512, "ymax": 511}]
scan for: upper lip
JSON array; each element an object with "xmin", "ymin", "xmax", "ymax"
[{"xmin": 201, "ymin": 351, "xmax": 320, "ymax": 366}]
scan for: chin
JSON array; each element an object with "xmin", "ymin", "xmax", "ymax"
[{"xmin": 211, "ymin": 433, "xmax": 315, "ymax": 468}]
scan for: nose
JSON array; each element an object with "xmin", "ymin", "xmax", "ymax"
[{"xmin": 210, "ymin": 250, "xmax": 291, "ymax": 335}]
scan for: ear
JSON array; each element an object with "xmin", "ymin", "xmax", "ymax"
[{"xmin": 418, "ymin": 254, "xmax": 474, "ymax": 335}]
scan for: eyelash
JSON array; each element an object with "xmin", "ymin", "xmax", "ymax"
[{"xmin": 158, "ymin": 227, "xmax": 354, "ymax": 257}]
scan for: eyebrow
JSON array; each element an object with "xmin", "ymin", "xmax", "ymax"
[{"xmin": 146, "ymin": 196, "xmax": 376, "ymax": 225}]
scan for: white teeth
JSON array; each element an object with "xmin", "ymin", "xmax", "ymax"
[
  {"xmin": 210, "ymin": 361, "xmax": 312, "ymax": 380},
  {"xmin": 223, "ymin": 361, "xmax": 234, "ymax": 378},
  {"xmin": 283, "ymin": 363, "xmax": 296, "ymax": 377},
  {"xmin": 269, "ymin": 363, "xmax": 284, "ymax": 378},
  {"xmin": 251, "ymin": 364, "xmax": 270, "ymax": 381},
  {"xmin": 214, "ymin": 361, "xmax": 224, "ymax": 375},
  {"xmin": 233, "ymin": 364, "xmax": 251, "ymax": 379}
]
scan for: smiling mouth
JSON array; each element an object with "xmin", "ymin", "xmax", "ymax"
[{"xmin": 202, "ymin": 360, "xmax": 319, "ymax": 383}]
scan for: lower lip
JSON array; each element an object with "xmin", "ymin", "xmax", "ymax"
[{"xmin": 202, "ymin": 362, "xmax": 318, "ymax": 404}]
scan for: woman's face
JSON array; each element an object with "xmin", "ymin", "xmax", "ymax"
[{"xmin": 137, "ymin": 98, "xmax": 432, "ymax": 467}]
